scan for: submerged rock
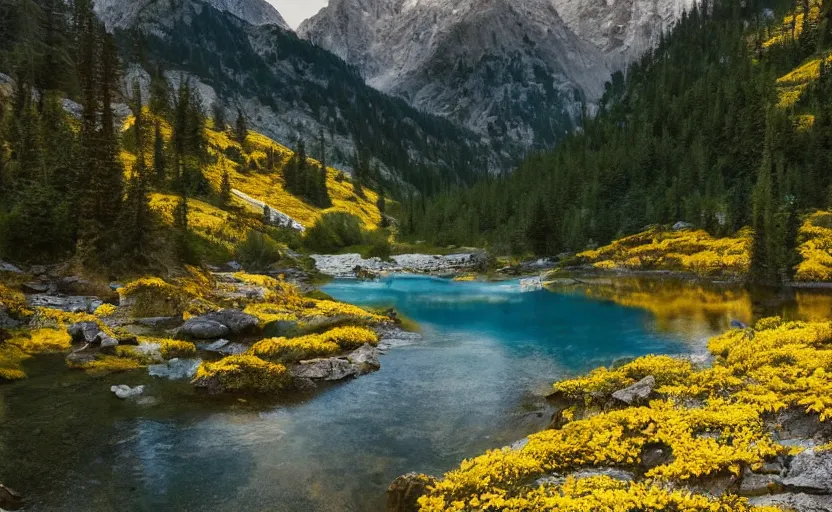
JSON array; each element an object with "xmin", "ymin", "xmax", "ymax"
[
  {"xmin": 611, "ymin": 375, "xmax": 656, "ymax": 406},
  {"xmin": 0, "ymin": 483, "xmax": 23, "ymax": 510},
  {"xmin": 110, "ymin": 384, "xmax": 145, "ymax": 399},
  {"xmin": 347, "ymin": 344, "xmax": 381, "ymax": 374},
  {"xmin": 386, "ymin": 473, "xmax": 437, "ymax": 512},
  {"xmin": 148, "ymin": 358, "xmax": 202, "ymax": 380}
]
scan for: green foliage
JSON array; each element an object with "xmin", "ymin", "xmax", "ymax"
[
  {"xmin": 235, "ymin": 230, "xmax": 284, "ymax": 269},
  {"xmin": 303, "ymin": 212, "xmax": 364, "ymax": 253}
]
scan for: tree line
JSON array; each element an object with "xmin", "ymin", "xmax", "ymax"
[{"xmin": 401, "ymin": 0, "xmax": 832, "ymax": 283}]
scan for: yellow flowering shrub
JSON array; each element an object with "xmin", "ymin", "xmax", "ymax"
[
  {"xmin": 418, "ymin": 317, "xmax": 832, "ymax": 511},
  {"xmin": 0, "ymin": 345, "xmax": 30, "ymax": 381},
  {"xmin": 67, "ymin": 355, "xmax": 143, "ymax": 377},
  {"xmin": 250, "ymin": 334, "xmax": 341, "ymax": 363},
  {"xmin": 0, "ymin": 283, "xmax": 33, "ymax": 320},
  {"xmin": 119, "ymin": 277, "xmax": 191, "ymax": 317},
  {"xmin": 93, "ymin": 304, "xmax": 117, "ymax": 317},
  {"xmin": 193, "ymin": 354, "xmax": 290, "ymax": 393},
  {"xmin": 8, "ymin": 328, "xmax": 72, "ymax": 354},
  {"xmin": 320, "ymin": 326, "xmax": 379, "ymax": 349},
  {"xmin": 159, "ymin": 339, "xmax": 197, "ymax": 359},
  {"xmin": 578, "ymin": 227, "xmax": 752, "ymax": 276},
  {"xmin": 794, "ymin": 210, "xmax": 832, "ymax": 281}
]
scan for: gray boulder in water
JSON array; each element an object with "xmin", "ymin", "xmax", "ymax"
[
  {"xmin": 148, "ymin": 358, "xmax": 202, "ymax": 380},
  {"xmin": 68, "ymin": 321, "xmax": 102, "ymax": 344},
  {"xmin": 110, "ymin": 384, "xmax": 145, "ymax": 399},
  {"xmin": 177, "ymin": 310, "xmax": 259, "ymax": 339}
]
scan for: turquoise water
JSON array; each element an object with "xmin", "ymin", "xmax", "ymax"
[{"xmin": 1, "ymin": 275, "xmax": 709, "ymax": 511}]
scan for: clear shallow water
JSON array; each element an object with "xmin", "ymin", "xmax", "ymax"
[{"xmin": 1, "ymin": 275, "xmax": 715, "ymax": 511}]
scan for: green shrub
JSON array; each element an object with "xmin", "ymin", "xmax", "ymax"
[
  {"xmin": 236, "ymin": 231, "xmax": 284, "ymax": 269},
  {"xmin": 304, "ymin": 212, "xmax": 364, "ymax": 253}
]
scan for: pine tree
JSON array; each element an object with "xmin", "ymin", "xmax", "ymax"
[
  {"xmin": 751, "ymin": 142, "xmax": 777, "ymax": 283},
  {"xmin": 377, "ymin": 188, "xmax": 389, "ymax": 228},
  {"xmin": 234, "ymin": 109, "xmax": 248, "ymax": 143},
  {"xmin": 220, "ymin": 160, "xmax": 232, "ymax": 205},
  {"xmin": 153, "ymin": 119, "xmax": 166, "ymax": 184},
  {"xmin": 149, "ymin": 65, "xmax": 170, "ymax": 117},
  {"xmin": 212, "ymin": 102, "xmax": 226, "ymax": 131},
  {"xmin": 317, "ymin": 129, "xmax": 331, "ymax": 208}
]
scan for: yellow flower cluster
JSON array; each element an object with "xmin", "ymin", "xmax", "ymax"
[
  {"xmin": 249, "ymin": 325, "xmax": 377, "ymax": 363},
  {"xmin": 578, "ymin": 227, "xmax": 752, "ymax": 276},
  {"xmin": 193, "ymin": 354, "xmax": 290, "ymax": 393},
  {"xmin": 7, "ymin": 328, "xmax": 72, "ymax": 354},
  {"xmin": 794, "ymin": 210, "xmax": 832, "ymax": 281},
  {"xmin": 0, "ymin": 345, "xmax": 30, "ymax": 381},
  {"xmin": 762, "ymin": 0, "xmax": 821, "ymax": 49},
  {"xmin": 159, "ymin": 339, "xmax": 197, "ymax": 359},
  {"xmin": 119, "ymin": 277, "xmax": 191, "ymax": 317},
  {"xmin": 418, "ymin": 317, "xmax": 832, "ymax": 511},
  {"xmin": 67, "ymin": 355, "xmax": 143, "ymax": 377},
  {"xmin": 94, "ymin": 304, "xmax": 117, "ymax": 317},
  {"xmin": 0, "ymin": 283, "xmax": 33, "ymax": 320}
]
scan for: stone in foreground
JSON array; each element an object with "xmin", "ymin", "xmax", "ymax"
[
  {"xmin": 110, "ymin": 384, "xmax": 145, "ymax": 399},
  {"xmin": 611, "ymin": 375, "xmax": 656, "ymax": 405}
]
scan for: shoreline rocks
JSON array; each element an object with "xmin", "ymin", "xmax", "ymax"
[
  {"xmin": 311, "ymin": 253, "xmax": 486, "ymax": 278},
  {"xmin": 110, "ymin": 384, "xmax": 145, "ymax": 399}
]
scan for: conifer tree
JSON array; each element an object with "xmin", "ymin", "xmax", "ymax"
[
  {"xmin": 220, "ymin": 159, "xmax": 232, "ymax": 205},
  {"xmin": 149, "ymin": 65, "xmax": 170, "ymax": 117},
  {"xmin": 153, "ymin": 119, "xmax": 166, "ymax": 184},
  {"xmin": 234, "ymin": 109, "xmax": 248, "ymax": 143},
  {"xmin": 212, "ymin": 102, "xmax": 225, "ymax": 131},
  {"xmin": 377, "ymin": 188, "xmax": 389, "ymax": 228}
]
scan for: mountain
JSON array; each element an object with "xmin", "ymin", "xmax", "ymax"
[
  {"xmin": 298, "ymin": 0, "xmax": 695, "ymax": 150},
  {"xmin": 96, "ymin": 0, "xmax": 291, "ymax": 30},
  {"xmin": 95, "ymin": 0, "xmax": 497, "ymax": 192}
]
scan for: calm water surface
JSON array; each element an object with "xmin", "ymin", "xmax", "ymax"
[{"xmin": 1, "ymin": 275, "xmax": 740, "ymax": 511}]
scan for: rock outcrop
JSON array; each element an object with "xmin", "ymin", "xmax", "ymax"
[
  {"xmin": 148, "ymin": 358, "xmax": 202, "ymax": 380},
  {"xmin": 611, "ymin": 375, "xmax": 656, "ymax": 406},
  {"xmin": 290, "ymin": 344, "xmax": 381, "ymax": 382},
  {"xmin": 311, "ymin": 253, "xmax": 485, "ymax": 278},
  {"xmin": 177, "ymin": 310, "xmax": 259, "ymax": 339}
]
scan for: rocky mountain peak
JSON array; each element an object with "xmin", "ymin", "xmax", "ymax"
[{"xmin": 94, "ymin": 0, "xmax": 290, "ymax": 31}]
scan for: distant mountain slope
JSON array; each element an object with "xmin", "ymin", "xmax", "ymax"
[
  {"xmin": 299, "ymin": 0, "xmax": 695, "ymax": 150},
  {"xmin": 98, "ymin": 0, "xmax": 498, "ymax": 193},
  {"xmin": 96, "ymin": 0, "xmax": 290, "ymax": 30}
]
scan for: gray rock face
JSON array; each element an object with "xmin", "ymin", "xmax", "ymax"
[
  {"xmin": 749, "ymin": 493, "xmax": 832, "ymax": 512},
  {"xmin": 739, "ymin": 466, "xmax": 784, "ymax": 497},
  {"xmin": 783, "ymin": 449, "xmax": 832, "ymax": 493},
  {"xmin": 94, "ymin": 0, "xmax": 289, "ymax": 30},
  {"xmin": 200, "ymin": 310, "xmax": 260, "ymax": 335},
  {"xmin": 291, "ymin": 357, "xmax": 359, "ymax": 381},
  {"xmin": 347, "ymin": 344, "xmax": 381, "ymax": 374},
  {"xmin": 110, "ymin": 384, "xmax": 145, "ymax": 399},
  {"xmin": 68, "ymin": 321, "xmax": 103, "ymax": 344},
  {"xmin": 611, "ymin": 375, "xmax": 656, "ymax": 405},
  {"xmin": 311, "ymin": 253, "xmax": 482, "ymax": 278},
  {"xmin": 27, "ymin": 294, "xmax": 103, "ymax": 314},
  {"xmin": 148, "ymin": 358, "xmax": 202, "ymax": 380},
  {"xmin": 299, "ymin": 0, "xmax": 695, "ymax": 149},
  {"xmin": 0, "ymin": 260, "xmax": 23, "ymax": 274},
  {"xmin": 178, "ymin": 318, "xmax": 230, "ymax": 339}
]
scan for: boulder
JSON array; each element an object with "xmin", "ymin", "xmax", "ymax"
[
  {"xmin": 782, "ymin": 448, "xmax": 832, "ymax": 493},
  {"xmin": 0, "ymin": 261, "xmax": 23, "ymax": 274},
  {"xmin": 196, "ymin": 339, "xmax": 247, "ymax": 355},
  {"xmin": 290, "ymin": 357, "xmax": 358, "ymax": 381},
  {"xmin": 134, "ymin": 316, "xmax": 182, "ymax": 329},
  {"xmin": 640, "ymin": 442, "xmax": 673, "ymax": 472},
  {"xmin": 672, "ymin": 221, "xmax": 694, "ymax": 231},
  {"xmin": 177, "ymin": 318, "xmax": 229, "ymax": 339},
  {"xmin": 110, "ymin": 384, "xmax": 145, "ymax": 399},
  {"xmin": 99, "ymin": 334, "xmax": 119, "ymax": 351},
  {"xmin": 68, "ymin": 321, "xmax": 102, "ymax": 344},
  {"xmin": 0, "ymin": 309, "xmax": 20, "ymax": 329},
  {"xmin": 148, "ymin": 358, "xmax": 202, "ymax": 380},
  {"xmin": 520, "ymin": 276, "xmax": 543, "ymax": 292},
  {"xmin": 200, "ymin": 310, "xmax": 259, "ymax": 335},
  {"xmin": 749, "ymin": 493, "xmax": 832, "ymax": 511},
  {"xmin": 27, "ymin": 294, "xmax": 103, "ymax": 314},
  {"xmin": 611, "ymin": 375, "xmax": 656, "ymax": 406},
  {"xmin": 21, "ymin": 282, "xmax": 50, "ymax": 294},
  {"xmin": 739, "ymin": 466, "xmax": 784, "ymax": 496},
  {"xmin": 347, "ymin": 344, "xmax": 381, "ymax": 375},
  {"xmin": 387, "ymin": 473, "xmax": 437, "ymax": 512},
  {"xmin": 0, "ymin": 483, "xmax": 23, "ymax": 510}
]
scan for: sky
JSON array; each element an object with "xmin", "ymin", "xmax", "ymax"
[{"xmin": 268, "ymin": 0, "xmax": 328, "ymax": 29}]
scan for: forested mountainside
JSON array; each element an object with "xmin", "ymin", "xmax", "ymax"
[
  {"xmin": 403, "ymin": 0, "xmax": 832, "ymax": 282},
  {"xmin": 0, "ymin": 0, "xmax": 397, "ymax": 269},
  {"xmin": 98, "ymin": 0, "xmax": 498, "ymax": 195},
  {"xmin": 300, "ymin": 0, "xmax": 694, "ymax": 153}
]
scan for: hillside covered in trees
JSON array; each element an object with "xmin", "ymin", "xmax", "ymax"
[
  {"xmin": 0, "ymin": 0, "xmax": 397, "ymax": 272},
  {"xmin": 401, "ymin": 0, "xmax": 832, "ymax": 283}
]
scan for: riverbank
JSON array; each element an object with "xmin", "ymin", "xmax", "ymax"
[{"xmin": 388, "ymin": 315, "xmax": 832, "ymax": 512}]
